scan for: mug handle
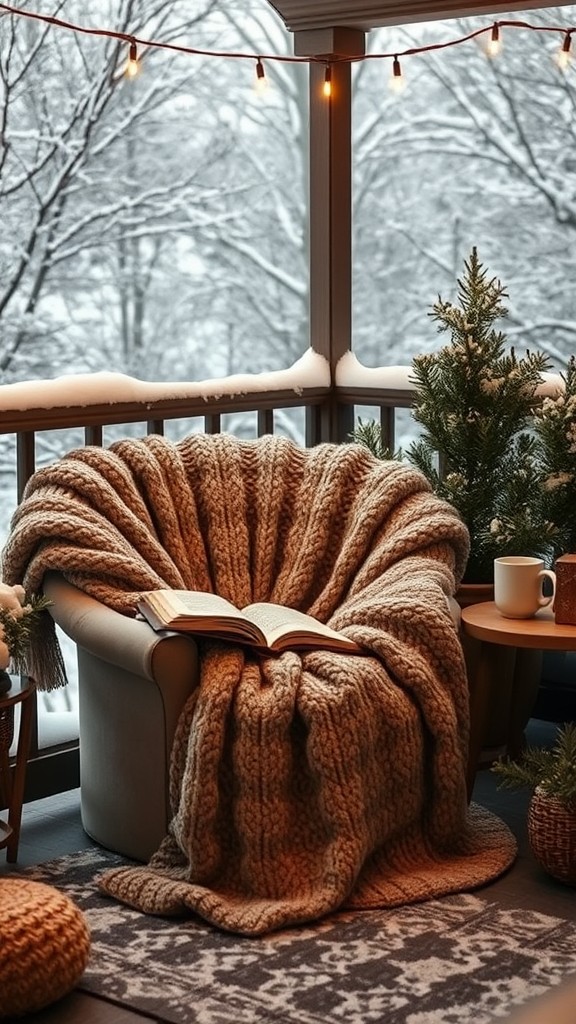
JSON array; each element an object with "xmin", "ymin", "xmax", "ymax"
[{"xmin": 538, "ymin": 569, "xmax": 556, "ymax": 608}]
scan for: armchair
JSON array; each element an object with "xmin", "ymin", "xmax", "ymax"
[{"xmin": 3, "ymin": 432, "xmax": 516, "ymax": 936}]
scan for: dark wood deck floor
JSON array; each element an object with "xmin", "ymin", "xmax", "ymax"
[{"xmin": 2, "ymin": 718, "xmax": 575, "ymax": 1023}]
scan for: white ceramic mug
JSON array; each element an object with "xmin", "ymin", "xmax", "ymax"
[{"xmin": 494, "ymin": 556, "xmax": 556, "ymax": 619}]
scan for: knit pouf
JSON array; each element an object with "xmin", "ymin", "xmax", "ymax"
[{"xmin": 0, "ymin": 878, "xmax": 91, "ymax": 1018}]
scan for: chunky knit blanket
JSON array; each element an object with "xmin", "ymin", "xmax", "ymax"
[{"xmin": 2, "ymin": 433, "xmax": 516, "ymax": 935}]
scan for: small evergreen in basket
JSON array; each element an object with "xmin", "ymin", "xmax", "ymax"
[{"xmin": 491, "ymin": 723, "xmax": 576, "ymax": 806}]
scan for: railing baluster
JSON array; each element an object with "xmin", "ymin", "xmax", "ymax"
[
  {"xmin": 205, "ymin": 414, "xmax": 221, "ymax": 434},
  {"xmin": 147, "ymin": 420, "xmax": 165, "ymax": 436},
  {"xmin": 85, "ymin": 425, "xmax": 103, "ymax": 447},
  {"xmin": 305, "ymin": 405, "xmax": 322, "ymax": 447},
  {"xmin": 16, "ymin": 432, "xmax": 36, "ymax": 502},
  {"xmin": 257, "ymin": 409, "xmax": 274, "ymax": 436},
  {"xmin": 380, "ymin": 406, "xmax": 395, "ymax": 454}
]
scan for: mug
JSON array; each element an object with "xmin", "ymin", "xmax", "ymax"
[{"xmin": 494, "ymin": 556, "xmax": 556, "ymax": 619}]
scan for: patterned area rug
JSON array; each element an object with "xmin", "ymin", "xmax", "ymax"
[{"xmin": 21, "ymin": 849, "xmax": 576, "ymax": 1024}]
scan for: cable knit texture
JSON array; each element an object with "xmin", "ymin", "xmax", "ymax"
[
  {"xmin": 0, "ymin": 879, "xmax": 90, "ymax": 1017},
  {"xmin": 2, "ymin": 433, "xmax": 516, "ymax": 935}
]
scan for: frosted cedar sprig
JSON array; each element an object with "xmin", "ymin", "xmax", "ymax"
[{"xmin": 0, "ymin": 585, "xmax": 52, "ymax": 673}]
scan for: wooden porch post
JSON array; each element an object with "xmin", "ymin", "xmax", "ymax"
[{"xmin": 294, "ymin": 28, "xmax": 366, "ymax": 445}]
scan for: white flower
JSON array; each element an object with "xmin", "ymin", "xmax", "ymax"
[{"xmin": 0, "ymin": 582, "xmax": 26, "ymax": 619}]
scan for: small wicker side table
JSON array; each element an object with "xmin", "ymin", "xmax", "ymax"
[{"xmin": 0, "ymin": 674, "xmax": 36, "ymax": 862}]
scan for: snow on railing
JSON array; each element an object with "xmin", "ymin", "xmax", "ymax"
[{"xmin": 0, "ymin": 350, "xmax": 331, "ymax": 412}]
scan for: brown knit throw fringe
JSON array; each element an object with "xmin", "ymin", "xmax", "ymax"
[{"xmin": 1, "ymin": 433, "xmax": 516, "ymax": 935}]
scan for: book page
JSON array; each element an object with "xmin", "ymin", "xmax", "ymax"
[
  {"xmin": 244, "ymin": 603, "xmax": 355, "ymax": 647},
  {"xmin": 154, "ymin": 590, "xmax": 245, "ymax": 620},
  {"xmin": 139, "ymin": 590, "xmax": 265, "ymax": 645}
]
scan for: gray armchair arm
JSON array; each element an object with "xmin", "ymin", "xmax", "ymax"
[
  {"xmin": 43, "ymin": 571, "xmax": 199, "ymax": 861},
  {"xmin": 43, "ymin": 570, "xmax": 194, "ymax": 683}
]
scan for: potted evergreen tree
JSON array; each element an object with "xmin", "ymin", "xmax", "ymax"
[
  {"xmin": 492, "ymin": 723, "xmax": 576, "ymax": 885},
  {"xmin": 353, "ymin": 248, "xmax": 557, "ymax": 586},
  {"xmin": 406, "ymin": 248, "xmax": 557, "ymax": 584}
]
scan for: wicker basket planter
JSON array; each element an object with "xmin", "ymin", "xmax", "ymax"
[{"xmin": 527, "ymin": 787, "xmax": 576, "ymax": 886}]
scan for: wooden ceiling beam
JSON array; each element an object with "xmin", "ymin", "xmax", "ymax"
[{"xmin": 267, "ymin": 0, "xmax": 574, "ymax": 32}]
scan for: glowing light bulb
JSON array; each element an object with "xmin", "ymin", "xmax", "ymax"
[
  {"xmin": 126, "ymin": 40, "xmax": 139, "ymax": 78},
  {"xmin": 555, "ymin": 32, "xmax": 572, "ymax": 70},
  {"xmin": 323, "ymin": 65, "xmax": 332, "ymax": 98},
  {"xmin": 255, "ymin": 59, "xmax": 268, "ymax": 92},
  {"xmin": 389, "ymin": 56, "xmax": 405, "ymax": 93},
  {"xmin": 487, "ymin": 24, "xmax": 502, "ymax": 58}
]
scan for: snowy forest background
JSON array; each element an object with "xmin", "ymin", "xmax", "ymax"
[
  {"xmin": 0, "ymin": 0, "xmax": 575, "ymax": 725},
  {"xmin": 1, "ymin": 0, "xmax": 575, "ymax": 389}
]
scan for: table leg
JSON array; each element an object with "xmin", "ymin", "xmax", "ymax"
[
  {"xmin": 507, "ymin": 648, "xmax": 543, "ymax": 759},
  {"xmin": 465, "ymin": 639, "xmax": 517, "ymax": 800},
  {"xmin": 6, "ymin": 686, "xmax": 35, "ymax": 862}
]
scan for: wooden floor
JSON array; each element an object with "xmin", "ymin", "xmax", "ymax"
[{"xmin": 2, "ymin": 718, "xmax": 575, "ymax": 1023}]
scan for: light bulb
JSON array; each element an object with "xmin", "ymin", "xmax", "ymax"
[
  {"xmin": 486, "ymin": 24, "xmax": 502, "ymax": 58},
  {"xmin": 323, "ymin": 65, "xmax": 332, "ymax": 98},
  {"xmin": 255, "ymin": 59, "xmax": 268, "ymax": 92},
  {"xmin": 126, "ymin": 40, "xmax": 139, "ymax": 78},
  {"xmin": 389, "ymin": 56, "xmax": 405, "ymax": 93},
  {"xmin": 555, "ymin": 33, "xmax": 572, "ymax": 70}
]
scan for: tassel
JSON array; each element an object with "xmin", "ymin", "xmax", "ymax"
[{"xmin": 25, "ymin": 612, "xmax": 68, "ymax": 691}]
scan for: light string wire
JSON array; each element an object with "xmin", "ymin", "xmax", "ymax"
[{"xmin": 0, "ymin": 3, "xmax": 573, "ymax": 70}]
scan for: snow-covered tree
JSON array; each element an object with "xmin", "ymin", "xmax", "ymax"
[
  {"xmin": 352, "ymin": 8, "xmax": 576, "ymax": 371},
  {"xmin": 0, "ymin": 0, "xmax": 310, "ymax": 383},
  {"xmin": 1, "ymin": 2, "xmax": 575, "ymax": 383}
]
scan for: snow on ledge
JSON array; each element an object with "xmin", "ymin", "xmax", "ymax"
[
  {"xmin": 0, "ymin": 349, "xmax": 331, "ymax": 411},
  {"xmin": 337, "ymin": 351, "xmax": 565, "ymax": 396},
  {"xmin": 335, "ymin": 352, "xmax": 414, "ymax": 391},
  {"xmin": 0, "ymin": 348, "xmax": 564, "ymax": 413}
]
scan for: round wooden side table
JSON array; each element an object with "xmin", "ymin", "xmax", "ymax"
[
  {"xmin": 461, "ymin": 602, "xmax": 576, "ymax": 800},
  {"xmin": 0, "ymin": 675, "xmax": 36, "ymax": 863}
]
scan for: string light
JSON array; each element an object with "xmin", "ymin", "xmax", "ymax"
[
  {"xmin": 389, "ymin": 55, "xmax": 405, "ymax": 93},
  {"xmin": 323, "ymin": 65, "xmax": 332, "ymax": 98},
  {"xmin": 556, "ymin": 31, "xmax": 572, "ymax": 70},
  {"xmin": 125, "ymin": 39, "xmax": 139, "ymax": 78},
  {"xmin": 255, "ymin": 58, "xmax": 267, "ymax": 92},
  {"xmin": 487, "ymin": 23, "xmax": 502, "ymax": 58},
  {"xmin": 0, "ymin": 3, "xmax": 574, "ymax": 83}
]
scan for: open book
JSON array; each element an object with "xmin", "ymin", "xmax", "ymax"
[{"xmin": 137, "ymin": 590, "xmax": 363, "ymax": 656}]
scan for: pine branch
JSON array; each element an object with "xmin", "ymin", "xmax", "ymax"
[
  {"xmin": 492, "ymin": 724, "xmax": 576, "ymax": 805},
  {"xmin": 350, "ymin": 418, "xmax": 400, "ymax": 461}
]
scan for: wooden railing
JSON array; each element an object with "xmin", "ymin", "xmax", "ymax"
[{"xmin": 1, "ymin": 372, "xmax": 415, "ymax": 802}]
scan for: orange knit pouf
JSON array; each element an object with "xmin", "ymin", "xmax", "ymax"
[{"xmin": 0, "ymin": 878, "xmax": 91, "ymax": 1018}]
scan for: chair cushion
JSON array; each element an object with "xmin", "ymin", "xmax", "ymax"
[{"xmin": 0, "ymin": 878, "xmax": 90, "ymax": 1017}]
